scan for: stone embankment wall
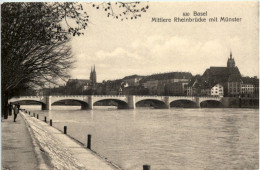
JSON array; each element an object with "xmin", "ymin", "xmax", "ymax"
[
  {"xmin": 21, "ymin": 111, "xmax": 122, "ymax": 170},
  {"xmin": 222, "ymin": 97, "xmax": 259, "ymax": 108}
]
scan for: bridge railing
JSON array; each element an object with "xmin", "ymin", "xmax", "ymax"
[
  {"xmin": 93, "ymin": 95, "xmax": 127, "ymax": 97},
  {"xmin": 11, "ymin": 96, "xmax": 43, "ymax": 99},
  {"xmin": 52, "ymin": 95, "xmax": 90, "ymax": 98},
  {"xmin": 169, "ymin": 96, "xmax": 194, "ymax": 98},
  {"xmin": 11, "ymin": 95, "xmax": 222, "ymax": 99},
  {"xmin": 135, "ymin": 95, "xmax": 164, "ymax": 98}
]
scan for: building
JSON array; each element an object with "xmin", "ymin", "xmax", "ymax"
[
  {"xmin": 241, "ymin": 77, "xmax": 259, "ymax": 97},
  {"xmin": 186, "ymin": 75, "xmax": 202, "ymax": 96},
  {"xmin": 141, "ymin": 72, "xmax": 192, "ymax": 95},
  {"xmin": 211, "ymin": 83, "xmax": 224, "ymax": 97},
  {"xmin": 165, "ymin": 82, "xmax": 188, "ymax": 96},
  {"xmin": 122, "ymin": 75, "xmax": 143, "ymax": 86},
  {"xmin": 227, "ymin": 52, "xmax": 235, "ymax": 67},
  {"xmin": 62, "ymin": 66, "xmax": 98, "ymax": 95},
  {"xmin": 201, "ymin": 52, "xmax": 241, "ymax": 97},
  {"xmin": 65, "ymin": 79, "xmax": 91, "ymax": 95},
  {"xmin": 200, "ymin": 86, "xmax": 211, "ymax": 96},
  {"xmin": 143, "ymin": 79, "xmax": 159, "ymax": 95},
  {"xmin": 90, "ymin": 65, "xmax": 97, "ymax": 84},
  {"xmin": 227, "ymin": 75, "xmax": 242, "ymax": 97},
  {"xmin": 102, "ymin": 79, "xmax": 127, "ymax": 95}
]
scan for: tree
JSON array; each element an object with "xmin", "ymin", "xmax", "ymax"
[{"xmin": 1, "ymin": 2, "xmax": 149, "ymax": 118}]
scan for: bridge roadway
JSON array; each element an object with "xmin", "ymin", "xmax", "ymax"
[{"xmin": 9, "ymin": 95, "xmax": 224, "ymax": 110}]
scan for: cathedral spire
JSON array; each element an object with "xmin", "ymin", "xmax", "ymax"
[
  {"xmin": 90, "ymin": 65, "xmax": 97, "ymax": 84},
  {"xmin": 227, "ymin": 51, "xmax": 235, "ymax": 68}
]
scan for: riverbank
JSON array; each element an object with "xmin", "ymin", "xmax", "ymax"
[
  {"xmin": 2, "ymin": 113, "xmax": 41, "ymax": 170},
  {"xmin": 2, "ymin": 111, "xmax": 122, "ymax": 170}
]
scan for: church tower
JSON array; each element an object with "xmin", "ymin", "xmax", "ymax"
[
  {"xmin": 90, "ymin": 65, "xmax": 97, "ymax": 84},
  {"xmin": 92, "ymin": 65, "xmax": 97, "ymax": 84},
  {"xmin": 90, "ymin": 66, "xmax": 93, "ymax": 82},
  {"xmin": 227, "ymin": 51, "xmax": 235, "ymax": 67}
]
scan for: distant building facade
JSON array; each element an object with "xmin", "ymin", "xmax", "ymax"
[
  {"xmin": 201, "ymin": 52, "xmax": 242, "ymax": 97},
  {"xmin": 185, "ymin": 52, "xmax": 259, "ymax": 97},
  {"xmin": 38, "ymin": 53, "xmax": 258, "ymax": 98},
  {"xmin": 66, "ymin": 79, "xmax": 91, "ymax": 95},
  {"xmin": 227, "ymin": 75, "xmax": 242, "ymax": 97},
  {"xmin": 211, "ymin": 83, "xmax": 224, "ymax": 97},
  {"xmin": 141, "ymin": 72, "xmax": 192, "ymax": 95},
  {"xmin": 62, "ymin": 65, "xmax": 98, "ymax": 95},
  {"xmin": 122, "ymin": 75, "xmax": 143, "ymax": 86},
  {"xmin": 240, "ymin": 77, "xmax": 259, "ymax": 97}
]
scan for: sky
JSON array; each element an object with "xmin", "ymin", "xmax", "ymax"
[{"xmin": 69, "ymin": 1, "xmax": 259, "ymax": 82}]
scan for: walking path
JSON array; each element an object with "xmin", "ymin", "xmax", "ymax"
[
  {"xmin": 2, "ymin": 111, "xmax": 122, "ymax": 170},
  {"xmin": 2, "ymin": 113, "xmax": 39, "ymax": 170}
]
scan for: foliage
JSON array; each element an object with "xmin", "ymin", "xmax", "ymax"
[
  {"xmin": 91, "ymin": 2, "xmax": 149, "ymax": 21},
  {"xmin": 2, "ymin": 2, "xmax": 149, "ymax": 93},
  {"xmin": 1, "ymin": 2, "xmax": 89, "ymax": 95},
  {"xmin": 1, "ymin": 2, "xmax": 149, "ymax": 117}
]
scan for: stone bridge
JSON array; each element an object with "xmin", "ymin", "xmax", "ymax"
[{"xmin": 9, "ymin": 95, "xmax": 224, "ymax": 110}]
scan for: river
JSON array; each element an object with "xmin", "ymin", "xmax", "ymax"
[{"xmin": 21, "ymin": 105, "xmax": 259, "ymax": 170}]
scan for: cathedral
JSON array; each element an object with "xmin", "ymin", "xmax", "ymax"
[
  {"xmin": 90, "ymin": 65, "xmax": 97, "ymax": 84},
  {"xmin": 227, "ymin": 52, "xmax": 235, "ymax": 67}
]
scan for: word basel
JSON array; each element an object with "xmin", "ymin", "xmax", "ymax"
[{"xmin": 151, "ymin": 11, "xmax": 207, "ymax": 22}]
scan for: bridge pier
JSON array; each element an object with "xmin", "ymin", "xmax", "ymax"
[
  {"xmin": 88, "ymin": 96, "xmax": 93, "ymax": 110},
  {"xmin": 41, "ymin": 104, "xmax": 47, "ymax": 110},
  {"xmin": 47, "ymin": 96, "xmax": 52, "ymax": 110},
  {"xmin": 128, "ymin": 96, "xmax": 136, "ymax": 109},
  {"xmin": 42, "ymin": 96, "xmax": 52, "ymax": 110},
  {"xmin": 195, "ymin": 97, "xmax": 201, "ymax": 108},
  {"xmin": 81, "ymin": 104, "xmax": 89, "ymax": 110},
  {"xmin": 164, "ymin": 96, "xmax": 170, "ymax": 109}
]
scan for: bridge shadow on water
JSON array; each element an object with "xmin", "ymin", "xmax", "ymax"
[
  {"xmin": 52, "ymin": 100, "xmax": 89, "ymax": 110},
  {"xmin": 136, "ymin": 99, "xmax": 167, "ymax": 109},
  {"xmin": 94, "ymin": 99, "xmax": 128, "ymax": 109},
  {"xmin": 170, "ymin": 100, "xmax": 197, "ymax": 108},
  {"xmin": 200, "ymin": 100, "xmax": 224, "ymax": 108}
]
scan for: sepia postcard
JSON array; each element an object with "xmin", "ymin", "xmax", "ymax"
[{"xmin": 1, "ymin": 1, "xmax": 259, "ymax": 170}]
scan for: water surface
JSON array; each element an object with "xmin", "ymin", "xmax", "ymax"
[{"xmin": 22, "ymin": 105, "xmax": 259, "ymax": 170}]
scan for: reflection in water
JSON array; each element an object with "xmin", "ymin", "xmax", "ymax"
[{"xmin": 22, "ymin": 105, "xmax": 259, "ymax": 170}]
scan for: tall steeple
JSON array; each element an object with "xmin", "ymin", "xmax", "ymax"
[
  {"xmin": 90, "ymin": 66, "xmax": 93, "ymax": 81},
  {"xmin": 92, "ymin": 65, "xmax": 96, "ymax": 83},
  {"xmin": 227, "ymin": 51, "xmax": 235, "ymax": 67},
  {"xmin": 90, "ymin": 65, "xmax": 97, "ymax": 84}
]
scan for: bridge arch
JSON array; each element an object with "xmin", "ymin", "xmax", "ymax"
[
  {"xmin": 135, "ymin": 99, "xmax": 167, "ymax": 109},
  {"xmin": 8, "ymin": 97, "xmax": 47, "ymax": 110},
  {"xmin": 51, "ymin": 99, "xmax": 89, "ymax": 110},
  {"xmin": 200, "ymin": 100, "xmax": 224, "ymax": 108},
  {"xmin": 170, "ymin": 99, "xmax": 197, "ymax": 108},
  {"xmin": 93, "ymin": 99, "xmax": 128, "ymax": 109}
]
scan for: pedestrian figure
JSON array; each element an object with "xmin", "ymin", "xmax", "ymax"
[
  {"xmin": 17, "ymin": 103, "xmax": 20, "ymax": 111},
  {"xmin": 13, "ymin": 105, "xmax": 19, "ymax": 122},
  {"xmin": 8, "ymin": 103, "xmax": 13, "ymax": 116}
]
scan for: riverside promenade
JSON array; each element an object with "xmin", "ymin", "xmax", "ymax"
[
  {"xmin": 2, "ymin": 113, "xmax": 39, "ymax": 170},
  {"xmin": 2, "ymin": 111, "xmax": 122, "ymax": 170}
]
